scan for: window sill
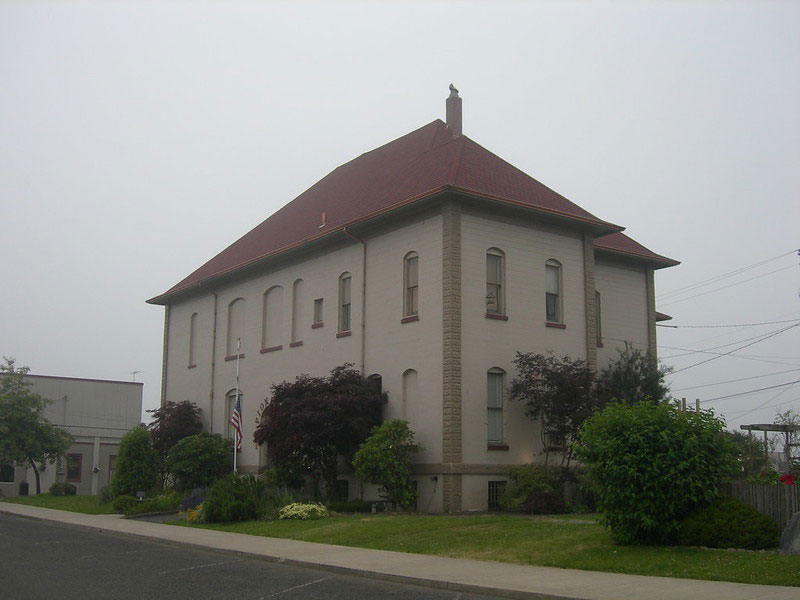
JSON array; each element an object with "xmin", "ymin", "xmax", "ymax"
[
  {"xmin": 336, "ymin": 331, "xmax": 352, "ymax": 338},
  {"xmin": 545, "ymin": 322, "xmax": 566, "ymax": 329},
  {"xmin": 224, "ymin": 353, "xmax": 245, "ymax": 361},
  {"xmin": 289, "ymin": 341, "xmax": 303, "ymax": 348},
  {"xmin": 485, "ymin": 313, "xmax": 508, "ymax": 321},
  {"xmin": 311, "ymin": 322, "xmax": 324, "ymax": 329},
  {"xmin": 487, "ymin": 443, "xmax": 509, "ymax": 451},
  {"xmin": 260, "ymin": 345, "xmax": 283, "ymax": 354},
  {"xmin": 187, "ymin": 364, "xmax": 197, "ymax": 369},
  {"xmin": 401, "ymin": 315, "xmax": 419, "ymax": 324}
]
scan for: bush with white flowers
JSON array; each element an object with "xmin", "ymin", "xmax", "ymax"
[{"xmin": 278, "ymin": 502, "xmax": 329, "ymax": 520}]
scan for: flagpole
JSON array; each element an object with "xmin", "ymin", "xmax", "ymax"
[{"xmin": 233, "ymin": 337, "xmax": 240, "ymax": 474}]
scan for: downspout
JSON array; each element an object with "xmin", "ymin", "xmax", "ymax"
[
  {"xmin": 343, "ymin": 227, "xmax": 366, "ymax": 372},
  {"xmin": 160, "ymin": 305, "xmax": 170, "ymax": 407},
  {"xmin": 200, "ymin": 283, "xmax": 219, "ymax": 433}
]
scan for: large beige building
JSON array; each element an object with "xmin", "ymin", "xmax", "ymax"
[
  {"xmin": 148, "ymin": 90, "xmax": 677, "ymax": 512},
  {"xmin": 0, "ymin": 374, "xmax": 143, "ymax": 497}
]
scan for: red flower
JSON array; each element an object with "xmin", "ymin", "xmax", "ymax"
[{"xmin": 779, "ymin": 474, "xmax": 795, "ymax": 486}]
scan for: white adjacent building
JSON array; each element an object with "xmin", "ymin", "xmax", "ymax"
[
  {"xmin": 148, "ymin": 89, "xmax": 677, "ymax": 512},
  {"xmin": 0, "ymin": 374, "xmax": 143, "ymax": 497}
]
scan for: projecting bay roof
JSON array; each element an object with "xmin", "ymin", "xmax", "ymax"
[{"xmin": 149, "ymin": 119, "xmax": 675, "ymax": 304}]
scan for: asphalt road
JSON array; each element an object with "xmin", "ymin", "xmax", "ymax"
[{"xmin": 0, "ymin": 513, "xmax": 503, "ymax": 600}]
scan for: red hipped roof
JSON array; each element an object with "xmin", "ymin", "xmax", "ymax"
[{"xmin": 149, "ymin": 119, "xmax": 675, "ymax": 304}]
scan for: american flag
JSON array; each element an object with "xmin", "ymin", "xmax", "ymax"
[{"xmin": 230, "ymin": 396, "xmax": 242, "ymax": 450}]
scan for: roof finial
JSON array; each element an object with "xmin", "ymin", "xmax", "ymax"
[{"xmin": 449, "ymin": 83, "xmax": 459, "ymax": 98}]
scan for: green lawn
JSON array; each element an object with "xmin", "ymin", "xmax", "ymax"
[
  {"xmin": 1, "ymin": 494, "xmax": 115, "ymax": 514},
  {"xmin": 173, "ymin": 513, "xmax": 800, "ymax": 587}
]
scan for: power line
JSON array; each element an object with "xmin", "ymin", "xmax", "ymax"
[
  {"xmin": 727, "ymin": 382, "xmax": 800, "ymax": 424},
  {"xmin": 668, "ymin": 323, "xmax": 800, "ymax": 375},
  {"xmin": 657, "ymin": 249, "xmax": 799, "ymax": 300},
  {"xmin": 671, "ymin": 368, "xmax": 800, "ymax": 392},
  {"xmin": 657, "ymin": 318, "xmax": 800, "ymax": 329},
  {"xmin": 660, "ymin": 324, "xmax": 800, "ymax": 359},
  {"xmin": 700, "ymin": 379, "xmax": 800, "ymax": 404},
  {"xmin": 658, "ymin": 264, "xmax": 798, "ymax": 308},
  {"xmin": 726, "ymin": 396, "xmax": 800, "ymax": 417}
]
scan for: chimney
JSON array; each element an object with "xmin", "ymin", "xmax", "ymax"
[{"xmin": 446, "ymin": 84, "xmax": 462, "ymax": 137}]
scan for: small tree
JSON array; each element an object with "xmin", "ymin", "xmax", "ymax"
[
  {"xmin": 509, "ymin": 352, "xmax": 598, "ymax": 466},
  {"xmin": 0, "ymin": 358, "xmax": 73, "ymax": 494},
  {"xmin": 575, "ymin": 401, "xmax": 735, "ymax": 545},
  {"xmin": 353, "ymin": 419, "xmax": 420, "ymax": 510},
  {"xmin": 595, "ymin": 343, "xmax": 672, "ymax": 406},
  {"xmin": 167, "ymin": 432, "xmax": 232, "ymax": 490},
  {"xmin": 147, "ymin": 400, "xmax": 203, "ymax": 487},
  {"xmin": 110, "ymin": 425, "xmax": 159, "ymax": 497},
  {"xmin": 253, "ymin": 365, "xmax": 385, "ymax": 498}
]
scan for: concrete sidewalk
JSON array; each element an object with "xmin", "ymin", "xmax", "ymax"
[{"xmin": 1, "ymin": 502, "xmax": 796, "ymax": 600}]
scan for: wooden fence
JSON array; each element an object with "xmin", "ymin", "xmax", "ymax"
[{"xmin": 723, "ymin": 482, "xmax": 800, "ymax": 531}]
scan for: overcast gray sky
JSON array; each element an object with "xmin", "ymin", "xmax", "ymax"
[{"xmin": 2, "ymin": 0, "xmax": 798, "ymax": 431}]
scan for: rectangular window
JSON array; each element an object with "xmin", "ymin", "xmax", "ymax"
[
  {"xmin": 488, "ymin": 480, "xmax": 506, "ymax": 510},
  {"xmin": 313, "ymin": 298, "xmax": 323, "ymax": 326},
  {"xmin": 339, "ymin": 275, "xmax": 351, "ymax": 332},
  {"xmin": 595, "ymin": 290, "xmax": 602, "ymax": 345},
  {"xmin": 66, "ymin": 453, "xmax": 82, "ymax": 482},
  {"xmin": 487, "ymin": 371, "xmax": 504, "ymax": 443},
  {"xmin": 108, "ymin": 455, "xmax": 117, "ymax": 484},
  {"xmin": 227, "ymin": 393, "xmax": 243, "ymax": 441},
  {"xmin": 545, "ymin": 263, "xmax": 561, "ymax": 322},
  {"xmin": 486, "ymin": 253, "xmax": 503, "ymax": 314},
  {"xmin": 0, "ymin": 462, "xmax": 14, "ymax": 483},
  {"xmin": 404, "ymin": 254, "xmax": 419, "ymax": 317}
]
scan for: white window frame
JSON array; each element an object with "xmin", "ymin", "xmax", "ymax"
[
  {"xmin": 545, "ymin": 259, "xmax": 562, "ymax": 323},
  {"xmin": 403, "ymin": 252, "xmax": 419, "ymax": 317},
  {"xmin": 487, "ymin": 368, "xmax": 505, "ymax": 444},
  {"xmin": 486, "ymin": 249, "xmax": 505, "ymax": 315},
  {"xmin": 338, "ymin": 273, "xmax": 352, "ymax": 333}
]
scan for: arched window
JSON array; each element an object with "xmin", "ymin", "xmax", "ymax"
[
  {"xmin": 338, "ymin": 272, "xmax": 352, "ymax": 333},
  {"xmin": 403, "ymin": 252, "xmax": 419, "ymax": 317},
  {"xmin": 486, "ymin": 248, "xmax": 505, "ymax": 315},
  {"xmin": 487, "ymin": 368, "xmax": 505, "ymax": 444},
  {"xmin": 226, "ymin": 298, "xmax": 245, "ymax": 357},
  {"xmin": 188, "ymin": 312, "xmax": 198, "ymax": 367},
  {"xmin": 402, "ymin": 369, "xmax": 418, "ymax": 424},
  {"xmin": 261, "ymin": 286, "xmax": 284, "ymax": 350},
  {"xmin": 226, "ymin": 389, "xmax": 243, "ymax": 442},
  {"xmin": 545, "ymin": 259, "xmax": 562, "ymax": 323},
  {"xmin": 291, "ymin": 279, "xmax": 304, "ymax": 344}
]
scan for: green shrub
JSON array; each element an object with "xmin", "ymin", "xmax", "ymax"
[
  {"xmin": 110, "ymin": 426, "xmax": 159, "ymax": 497},
  {"xmin": 49, "ymin": 482, "xmax": 77, "ymax": 496},
  {"xmin": 327, "ymin": 499, "xmax": 372, "ymax": 513},
  {"xmin": 278, "ymin": 502, "xmax": 328, "ymax": 520},
  {"xmin": 575, "ymin": 402, "xmax": 736, "ymax": 545},
  {"xmin": 352, "ymin": 419, "xmax": 420, "ymax": 509},
  {"xmin": 112, "ymin": 495, "xmax": 138, "ymax": 514},
  {"xmin": 167, "ymin": 433, "xmax": 232, "ymax": 490},
  {"xmin": 97, "ymin": 485, "xmax": 114, "ymax": 504},
  {"xmin": 204, "ymin": 474, "xmax": 270, "ymax": 523},
  {"xmin": 677, "ymin": 498, "xmax": 780, "ymax": 550},
  {"xmin": 499, "ymin": 464, "xmax": 564, "ymax": 514}
]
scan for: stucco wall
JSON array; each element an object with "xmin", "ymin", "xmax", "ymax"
[
  {"xmin": 594, "ymin": 256, "xmax": 650, "ymax": 368},
  {"xmin": 164, "ymin": 210, "xmax": 445, "ymax": 475}
]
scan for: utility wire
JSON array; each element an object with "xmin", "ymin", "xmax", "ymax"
[
  {"xmin": 699, "ymin": 379, "xmax": 800, "ymax": 404},
  {"xmin": 671, "ymin": 368, "xmax": 800, "ymax": 392},
  {"xmin": 657, "ymin": 249, "xmax": 799, "ymax": 300},
  {"xmin": 660, "ymin": 324, "xmax": 800, "ymax": 358},
  {"xmin": 657, "ymin": 318, "xmax": 800, "ymax": 329},
  {"xmin": 658, "ymin": 264, "xmax": 798, "ymax": 308},
  {"xmin": 726, "ymin": 396, "xmax": 800, "ymax": 417},
  {"xmin": 668, "ymin": 323, "xmax": 800, "ymax": 375},
  {"xmin": 727, "ymin": 382, "xmax": 799, "ymax": 424}
]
